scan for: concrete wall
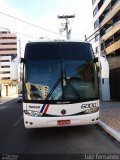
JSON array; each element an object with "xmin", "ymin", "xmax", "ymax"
[{"xmin": 1, "ymin": 85, "xmax": 17, "ymax": 97}]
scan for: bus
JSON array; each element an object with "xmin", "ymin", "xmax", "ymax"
[{"xmin": 22, "ymin": 41, "xmax": 99, "ymax": 128}]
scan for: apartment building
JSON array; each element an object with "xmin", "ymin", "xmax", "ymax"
[
  {"xmin": 92, "ymin": 0, "xmax": 120, "ymax": 100},
  {"xmin": 0, "ymin": 28, "xmax": 17, "ymax": 96}
]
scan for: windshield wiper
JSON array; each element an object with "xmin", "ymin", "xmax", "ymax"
[
  {"xmin": 25, "ymin": 66, "xmax": 82, "ymax": 101},
  {"xmin": 45, "ymin": 77, "xmax": 61, "ymax": 100}
]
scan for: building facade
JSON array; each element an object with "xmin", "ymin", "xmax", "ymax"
[
  {"xmin": 92, "ymin": 0, "xmax": 120, "ymax": 101},
  {"xmin": 0, "ymin": 28, "xmax": 17, "ymax": 97}
]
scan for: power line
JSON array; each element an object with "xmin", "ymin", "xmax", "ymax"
[
  {"xmin": 87, "ymin": 16, "xmax": 120, "ymax": 42},
  {"xmin": 0, "ymin": 19, "xmax": 51, "ymax": 40},
  {"xmin": 12, "ymin": 30, "xmax": 38, "ymax": 40},
  {"xmin": 0, "ymin": 11, "xmax": 66, "ymax": 38},
  {"xmin": 75, "ymin": 24, "xmax": 94, "ymax": 38},
  {"xmin": 0, "ymin": 23, "xmax": 38, "ymax": 40},
  {"xmin": 85, "ymin": 4, "xmax": 120, "ymax": 42},
  {"xmin": 0, "ymin": 11, "xmax": 80, "ymax": 41},
  {"xmin": 0, "ymin": 26, "xmax": 55, "ymax": 46},
  {"xmin": 0, "ymin": 27, "xmax": 31, "ymax": 49}
]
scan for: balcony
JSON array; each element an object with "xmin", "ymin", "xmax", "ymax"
[
  {"xmin": 106, "ymin": 39, "xmax": 120, "ymax": 54},
  {"xmin": 0, "ymin": 45, "xmax": 17, "ymax": 49},
  {"xmin": 0, "ymin": 74, "xmax": 10, "ymax": 78},
  {"xmin": 0, "ymin": 68, "xmax": 10, "ymax": 72},
  {"xmin": 0, "ymin": 62, "xmax": 11, "ymax": 66},
  {"xmin": 0, "ymin": 50, "xmax": 17, "ymax": 54},
  {"xmin": 0, "ymin": 33, "xmax": 16, "ymax": 37},
  {"xmin": 92, "ymin": 0, "xmax": 101, "ymax": 9},
  {"xmin": 0, "ymin": 39, "xmax": 17, "ymax": 43},
  {"xmin": 102, "ymin": 20, "xmax": 120, "ymax": 40},
  {"xmin": 93, "ymin": 0, "xmax": 111, "ymax": 22},
  {"xmin": 101, "ymin": 1, "xmax": 120, "ymax": 27},
  {"xmin": 0, "ymin": 56, "xmax": 11, "ymax": 60}
]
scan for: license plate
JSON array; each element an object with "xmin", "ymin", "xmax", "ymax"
[{"xmin": 57, "ymin": 120, "xmax": 70, "ymax": 125}]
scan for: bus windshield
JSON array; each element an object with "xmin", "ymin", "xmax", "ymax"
[
  {"xmin": 24, "ymin": 60, "xmax": 98, "ymax": 103},
  {"xmin": 24, "ymin": 42, "xmax": 99, "ymax": 103}
]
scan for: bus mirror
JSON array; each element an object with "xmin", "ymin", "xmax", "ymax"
[
  {"xmin": 21, "ymin": 58, "xmax": 25, "ymax": 63},
  {"xmin": 93, "ymin": 57, "xmax": 98, "ymax": 63},
  {"xmin": 96, "ymin": 61, "xmax": 101, "ymax": 72},
  {"xmin": 10, "ymin": 56, "xmax": 21, "ymax": 80}
]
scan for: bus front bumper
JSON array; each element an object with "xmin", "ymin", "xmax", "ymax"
[{"xmin": 23, "ymin": 111, "xmax": 99, "ymax": 128}]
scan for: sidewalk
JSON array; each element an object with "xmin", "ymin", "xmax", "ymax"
[
  {"xmin": 0, "ymin": 94, "xmax": 18, "ymax": 105},
  {"xmin": 100, "ymin": 101, "xmax": 120, "ymax": 133}
]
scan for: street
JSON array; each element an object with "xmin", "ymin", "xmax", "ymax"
[{"xmin": 0, "ymin": 100, "xmax": 120, "ymax": 156}]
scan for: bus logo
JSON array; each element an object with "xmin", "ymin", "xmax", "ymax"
[
  {"xmin": 29, "ymin": 105, "xmax": 40, "ymax": 109},
  {"xmin": 81, "ymin": 103, "xmax": 97, "ymax": 109}
]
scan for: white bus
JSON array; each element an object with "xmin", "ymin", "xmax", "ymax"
[{"xmin": 22, "ymin": 41, "xmax": 99, "ymax": 128}]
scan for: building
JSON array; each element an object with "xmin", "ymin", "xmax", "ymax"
[
  {"xmin": 0, "ymin": 28, "xmax": 17, "ymax": 97},
  {"xmin": 92, "ymin": 0, "xmax": 120, "ymax": 101}
]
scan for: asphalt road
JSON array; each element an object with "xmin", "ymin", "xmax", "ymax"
[{"xmin": 0, "ymin": 100, "xmax": 120, "ymax": 159}]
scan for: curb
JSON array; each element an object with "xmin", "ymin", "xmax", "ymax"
[{"xmin": 98, "ymin": 120, "xmax": 120, "ymax": 143}]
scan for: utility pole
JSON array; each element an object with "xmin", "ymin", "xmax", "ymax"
[
  {"xmin": 58, "ymin": 14, "xmax": 75, "ymax": 40},
  {"xmin": 84, "ymin": 35, "xmax": 87, "ymax": 41}
]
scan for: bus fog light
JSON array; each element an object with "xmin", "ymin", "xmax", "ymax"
[{"xmin": 25, "ymin": 121, "xmax": 28, "ymax": 124}]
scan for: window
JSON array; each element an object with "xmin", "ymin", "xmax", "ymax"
[
  {"xmin": 1, "ymin": 77, "xmax": 10, "ymax": 80},
  {"xmin": 0, "ymin": 60, "xmax": 10, "ymax": 62},
  {"xmin": 0, "ymin": 48, "xmax": 17, "ymax": 51},
  {"xmin": 92, "ymin": 0, "xmax": 96, "ymax": 5},
  {"xmin": 94, "ymin": 19, "xmax": 99, "ymax": 29},
  {"xmin": 25, "ymin": 42, "xmax": 93, "ymax": 60},
  {"xmin": 93, "ymin": 6, "xmax": 98, "ymax": 17},
  {"xmin": 1, "ymin": 66, "xmax": 10, "ymax": 68},
  {"xmin": 0, "ymin": 43, "xmax": 17, "ymax": 45},
  {"xmin": 101, "ymin": 43, "xmax": 104, "ymax": 51},
  {"xmin": 95, "ymin": 46, "xmax": 98, "ymax": 53},
  {"xmin": 1, "ymin": 37, "xmax": 17, "ymax": 39},
  {"xmin": 24, "ymin": 42, "xmax": 99, "ymax": 103},
  {"xmin": 95, "ymin": 34, "xmax": 99, "ymax": 42},
  {"xmin": 0, "ymin": 71, "xmax": 10, "ymax": 74},
  {"xmin": 111, "ymin": 0, "xmax": 119, "ymax": 8},
  {"xmin": 98, "ymin": 0, "xmax": 105, "ymax": 10},
  {"xmin": 0, "ymin": 54, "xmax": 11, "ymax": 56},
  {"xmin": 0, "ymin": 31, "xmax": 10, "ymax": 34},
  {"xmin": 25, "ymin": 60, "xmax": 98, "ymax": 102}
]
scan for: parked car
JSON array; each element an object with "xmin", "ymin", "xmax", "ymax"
[
  {"xmin": 18, "ymin": 82, "xmax": 22, "ymax": 102},
  {"xmin": 18, "ymin": 91, "xmax": 23, "ymax": 102}
]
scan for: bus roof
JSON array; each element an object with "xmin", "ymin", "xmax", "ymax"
[{"xmin": 26, "ymin": 40, "xmax": 90, "ymax": 44}]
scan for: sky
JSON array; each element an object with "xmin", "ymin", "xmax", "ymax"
[{"xmin": 0, "ymin": 0, "xmax": 94, "ymax": 56}]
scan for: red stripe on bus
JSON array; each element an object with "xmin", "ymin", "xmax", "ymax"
[{"xmin": 44, "ymin": 104, "xmax": 49, "ymax": 113}]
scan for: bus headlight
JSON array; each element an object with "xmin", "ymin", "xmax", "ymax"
[
  {"xmin": 83, "ymin": 107, "xmax": 99, "ymax": 114},
  {"xmin": 24, "ymin": 110, "xmax": 41, "ymax": 117}
]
